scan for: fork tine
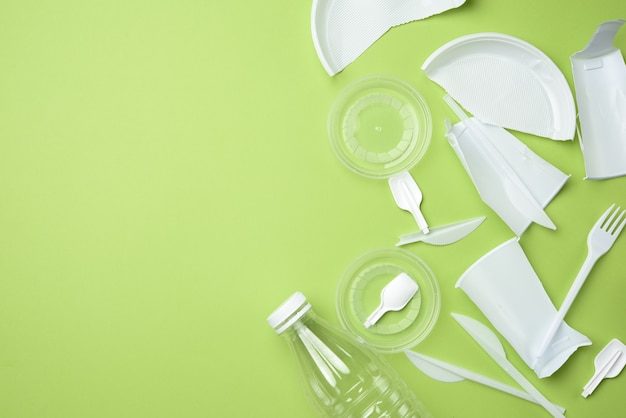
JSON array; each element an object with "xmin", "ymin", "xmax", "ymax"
[
  {"xmin": 607, "ymin": 206, "xmax": 620, "ymax": 225},
  {"xmin": 598, "ymin": 203, "xmax": 616, "ymax": 229},
  {"xmin": 609, "ymin": 210, "xmax": 626, "ymax": 236},
  {"xmin": 604, "ymin": 206, "xmax": 622, "ymax": 232}
]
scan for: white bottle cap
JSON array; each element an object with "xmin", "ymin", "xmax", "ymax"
[{"xmin": 267, "ymin": 292, "xmax": 311, "ymax": 335}]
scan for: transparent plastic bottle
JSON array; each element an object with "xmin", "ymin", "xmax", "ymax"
[{"xmin": 267, "ymin": 292, "xmax": 431, "ymax": 418}]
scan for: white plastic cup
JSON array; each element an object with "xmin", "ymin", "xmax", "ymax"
[{"xmin": 456, "ymin": 238, "xmax": 591, "ymax": 378}]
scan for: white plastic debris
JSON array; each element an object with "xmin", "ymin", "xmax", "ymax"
[
  {"xmin": 571, "ymin": 19, "xmax": 626, "ymax": 180},
  {"xmin": 312, "ymin": 0, "xmax": 465, "ymax": 76},
  {"xmin": 423, "ymin": 33, "xmax": 577, "ymax": 140}
]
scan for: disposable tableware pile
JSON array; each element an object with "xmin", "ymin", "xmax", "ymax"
[{"xmin": 269, "ymin": 5, "xmax": 626, "ymax": 416}]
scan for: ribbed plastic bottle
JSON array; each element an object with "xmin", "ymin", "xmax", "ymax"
[{"xmin": 267, "ymin": 292, "xmax": 431, "ymax": 417}]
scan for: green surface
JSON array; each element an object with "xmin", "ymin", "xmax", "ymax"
[{"xmin": 0, "ymin": 0, "xmax": 625, "ymax": 417}]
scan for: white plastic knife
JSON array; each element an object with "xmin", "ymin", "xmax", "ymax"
[
  {"xmin": 404, "ymin": 350, "xmax": 565, "ymax": 412},
  {"xmin": 396, "ymin": 216, "xmax": 485, "ymax": 246},
  {"xmin": 452, "ymin": 313, "xmax": 565, "ymax": 418}
]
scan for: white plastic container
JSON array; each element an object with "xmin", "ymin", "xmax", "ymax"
[{"xmin": 268, "ymin": 292, "xmax": 432, "ymax": 417}]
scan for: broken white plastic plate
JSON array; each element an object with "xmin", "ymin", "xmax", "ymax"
[
  {"xmin": 312, "ymin": 0, "xmax": 465, "ymax": 76},
  {"xmin": 335, "ymin": 247, "xmax": 440, "ymax": 353},
  {"xmin": 423, "ymin": 33, "xmax": 576, "ymax": 140},
  {"xmin": 571, "ymin": 19, "xmax": 626, "ymax": 180},
  {"xmin": 456, "ymin": 238, "xmax": 591, "ymax": 378},
  {"xmin": 328, "ymin": 75, "xmax": 431, "ymax": 179}
]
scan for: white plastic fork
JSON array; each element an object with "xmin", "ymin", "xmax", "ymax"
[{"xmin": 534, "ymin": 204, "xmax": 626, "ymax": 363}]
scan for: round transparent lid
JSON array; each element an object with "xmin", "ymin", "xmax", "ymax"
[
  {"xmin": 336, "ymin": 247, "xmax": 440, "ymax": 353},
  {"xmin": 328, "ymin": 75, "xmax": 432, "ymax": 179}
]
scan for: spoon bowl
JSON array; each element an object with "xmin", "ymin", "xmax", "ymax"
[{"xmin": 364, "ymin": 273, "xmax": 419, "ymax": 328}]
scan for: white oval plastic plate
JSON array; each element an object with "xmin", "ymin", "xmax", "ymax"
[{"xmin": 422, "ymin": 33, "xmax": 576, "ymax": 140}]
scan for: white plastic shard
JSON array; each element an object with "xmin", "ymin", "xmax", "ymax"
[
  {"xmin": 311, "ymin": 0, "xmax": 466, "ymax": 76},
  {"xmin": 422, "ymin": 33, "xmax": 577, "ymax": 140},
  {"xmin": 571, "ymin": 19, "xmax": 626, "ymax": 180},
  {"xmin": 444, "ymin": 96, "xmax": 568, "ymax": 236}
]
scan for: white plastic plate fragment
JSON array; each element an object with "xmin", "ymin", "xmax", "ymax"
[
  {"xmin": 422, "ymin": 33, "xmax": 576, "ymax": 140},
  {"xmin": 571, "ymin": 19, "xmax": 626, "ymax": 180},
  {"xmin": 312, "ymin": 0, "xmax": 465, "ymax": 76}
]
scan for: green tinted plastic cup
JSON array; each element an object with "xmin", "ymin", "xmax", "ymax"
[
  {"xmin": 336, "ymin": 247, "xmax": 441, "ymax": 353},
  {"xmin": 328, "ymin": 75, "xmax": 432, "ymax": 179}
]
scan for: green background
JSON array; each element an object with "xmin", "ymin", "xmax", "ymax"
[{"xmin": 1, "ymin": 0, "xmax": 625, "ymax": 417}]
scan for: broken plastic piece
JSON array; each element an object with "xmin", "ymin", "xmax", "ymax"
[
  {"xmin": 444, "ymin": 95, "xmax": 568, "ymax": 236},
  {"xmin": 312, "ymin": 0, "xmax": 466, "ymax": 76},
  {"xmin": 582, "ymin": 339, "xmax": 626, "ymax": 398},
  {"xmin": 423, "ymin": 33, "xmax": 576, "ymax": 140},
  {"xmin": 571, "ymin": 19, "xmax": 626, "ymax": 180}
]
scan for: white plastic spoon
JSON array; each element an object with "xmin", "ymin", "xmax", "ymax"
[
  {"xmin": 389, "ymin": 171, "xmax": 430, "ymax": 234},
  {"xmin": 582, "ymin": 339, "xmax": 626, "ymax": 398},
  {"xmin": 364, "ymin": 273, "xmax": 418, "ymax": 328}
]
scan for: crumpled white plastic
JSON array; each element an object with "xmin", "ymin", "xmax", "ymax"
[{"xmin": 571, "ymin": 19, "xmax": 626, "ymax": 180}]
